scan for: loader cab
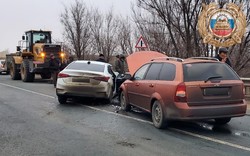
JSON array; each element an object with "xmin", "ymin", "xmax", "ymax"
[{"xmin": 23, "ymin": 30, "xmax": 52, "ymax": 52}]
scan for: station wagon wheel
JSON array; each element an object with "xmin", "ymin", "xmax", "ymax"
[
  {"xmin": 152, "ymin": 101, "xmax": 166, "ymax": 129},
  {"xmin": 214, "ymin": 117, "xmax": 231, "ymax": 125},
  {"xmin": 120, "ymin": 91, "xmax": 131, "ymax": 111}
]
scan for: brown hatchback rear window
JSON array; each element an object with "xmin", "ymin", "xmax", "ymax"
[{"xmin": 183, "ymin": 63, "xmax": 240, "ymax": 82}]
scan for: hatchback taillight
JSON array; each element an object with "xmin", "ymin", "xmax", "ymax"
[
  {"xmin": 175, "ymin": 82, "xmax": 187, "ymax": 102},
  {"xmin": 93, "ymin": 76, "xmax": 110, "ymax": 82},
  {"xmin": 58, "ymin": 73, "xmax": 70, "ymax": 78}
]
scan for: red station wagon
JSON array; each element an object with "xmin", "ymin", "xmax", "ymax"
[{"xmin": 119, "ymin": 57, "xmax": 247, "ymax": 129}]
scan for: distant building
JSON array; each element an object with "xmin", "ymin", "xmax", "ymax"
[{"xmin": 0, "ymin": 50, "xmax": 9, "ymax": 59}]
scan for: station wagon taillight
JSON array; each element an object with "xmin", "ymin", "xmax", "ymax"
[
  {"xmin": 93, "ymin": 76, "xmax": 110, "ymax": 82},
  {"xmin": 175, "ymin": 82, "xmax": 187, "ymax": 102},
  {"xmin": 58, "ymin": 73, "xmax": 70, "ymax": 78},
  {"xmin": 242, "ymin": 84, "xmax": 245, "ymax": 98}
]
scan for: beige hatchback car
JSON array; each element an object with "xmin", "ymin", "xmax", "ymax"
[
  {"xmin": 56, "ymin": 60, "xmax": 115, "ymax": 104},
  {"xmin": 119, "ymin": 57, "xmax": 247, "ymax": 129}
]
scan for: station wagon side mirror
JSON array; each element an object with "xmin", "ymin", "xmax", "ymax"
[
  {"xmin": 124, "ymin": 73, "xmax": 132, "ymax": 80},
  {"xmin": 124, "ymin": 73, "xmax": 133, "ymax": 80}
]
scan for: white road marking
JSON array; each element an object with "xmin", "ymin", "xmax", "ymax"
[
  {"xmin": 170, "ymin": 128, "xmax": 250, "ymax": 152},
  {"xmin": 84, "ymin": 105, "xmax": 153, "ymax": 125},
  {"xmin": 1, "ymin": 82, "xmax": 250, "ymax": 152},
  {"xmin": 0, "ymin": 83, "xmax": 55, "ymax": 99}
]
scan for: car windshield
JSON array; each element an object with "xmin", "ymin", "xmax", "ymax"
[
  {"xmin": 183, "ymin": 62, "xmax": 240, "ymax": 82},
  {"xmin": 66, "ymin": 62, "xmax": 105, "ymax": 72}
]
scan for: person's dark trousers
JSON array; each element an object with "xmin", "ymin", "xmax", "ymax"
[
  {"xmin": 113, "ymin": 74, "xmax": 125, "ymax": 98},
  {"xmin": 52, "ymin": 70, "xmax": 59, "ymax": 87}
]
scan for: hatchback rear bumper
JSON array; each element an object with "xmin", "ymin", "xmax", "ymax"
[
  {"xmin": 56, "ymin": 85, "xmax": 111, "ymax": 99},
  {"xmin": 167, "ymin": 101, "xmax": 247, "ymax": 120}
]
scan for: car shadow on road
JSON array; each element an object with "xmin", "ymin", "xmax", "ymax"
[
  {"xmin": 56, "ymin": 96, "xmax": 233, "ymax": 135},
  {"xmin": 67, "ymin": 97, "xmax": 107, "ymax": 106},
  {"xmin": 33, "ymin": 78, "xmax": 52, "ymax": 84},
  {"xmin": 169, "ymin": 120, "xmax": 232, "ymax": 135}
]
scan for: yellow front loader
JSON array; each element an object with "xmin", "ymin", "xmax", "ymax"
[{"xmin": 9, "ymin": 30, "xmax": 66, "ymax": 82}]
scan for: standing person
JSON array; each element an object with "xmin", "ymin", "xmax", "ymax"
[
  {"xmin": 49, "ymin": 53, "xmax": 60, "ymax": 87},
  {"xmin": 115, "ymin": 54, "xmax": 128, "ymax": 74},
  {"xmin": 114, "ymin": 54, "xmax": 129, "ymax": 96},
  {"xmin": 96, "ymin": 54, "xmax": 106, "ymax": 63},
  {"xmin": 215, "ymin": 47, "xmax": 232, "ymax": 66}
]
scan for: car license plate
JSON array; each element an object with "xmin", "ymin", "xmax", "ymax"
[
  {"xmin": 72, "ymin": 78, "xmax": 90, "ymax": 83},
  {"xmin": 203, "ymin": 87, "xmax": 230, "ymax": 96}
]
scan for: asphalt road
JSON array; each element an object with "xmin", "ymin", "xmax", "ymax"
[{"xmin": 0, "ymin": 74, "xmax": 250, "ymax": 156}]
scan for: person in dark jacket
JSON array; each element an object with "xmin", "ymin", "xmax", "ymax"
[
  {"xmin": 96, "ymin": 54, "xmax": 106, "ymax": 63},
  {"xmin": 215, "ymin": 47, "xmax": 232, "ymax": 67},
  {"xmin": 114, "ymin": 54, "xmax": 128, "ymax": 74},
  {"xmin": 113, "ymin": 54, "xmax": 129, "ymax": 98},
  {"xmin": 49, "ymin": 53, "xmax": 60, "ymax": 87}
]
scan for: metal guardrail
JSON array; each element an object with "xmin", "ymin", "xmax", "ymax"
[{"xmin": 241, "ymin": 78, "xmax": 250, "ymax": 99}]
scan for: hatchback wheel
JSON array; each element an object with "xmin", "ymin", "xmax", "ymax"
[
  {"xmin": 152, "ymin": 101, "xmax": 166, "ymax": 129},
  {"xmin": 214, "ymin": 117, "xmax": 231, "ymax": 125},
  {"xmin": 58, "ymin": 95, "xmax": 67, "ymax": 104},
  {"xmin": 107, "ymin": 87, "xmax": 113, "ymax": 103},
  {"xmin": 120, "ymin": 91, "xmax": 131, "ymax": 111}
]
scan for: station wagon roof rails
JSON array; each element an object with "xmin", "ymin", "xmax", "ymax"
[
  {"xmin": 188, "ymin": 57, "xmax": 219, "ymax": 61},
  {"xmin": 151, "ymin": 57, "xmax": 184, "ymax": 62}
]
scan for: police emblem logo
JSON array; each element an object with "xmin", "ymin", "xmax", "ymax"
[
  {"xmin": 198, "ymin": 3, "xmax": 246, "ymax": 47},
  {"xmin": 210, "ymin": 12, "xmax": 235, "ymax": 38}
]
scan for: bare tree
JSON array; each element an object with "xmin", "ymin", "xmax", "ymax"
[
  {"xmin": 134, "ymin": 0, "xmax": 205, "ymax": 57},
  {"xmin": 102, "ymin": 10, "xmax": 120, "ymax": 62},
  {"xmin": 117, "ymin": 16, "xmax": 134, "ymax": 55},
  {"xmin": 227, "ymin": 0, "xmax": 250, "ymax": 76},
  {"xmin": 134, "ymin": 0, "xmax": 250, "ymax": 76},
  {"xmin": 132, "ymin": 7, "xmax": 174, "ymax": 54},
  {"xmin": 89, "ymin": 8, "xmax": 103, "ymax": 54},
  {"xmin": 90, "ymin": 8, "xmax": 120, "ymax": 62},
  {"xmin": 60, "ymin": 0, "xmax": 91, "ymax": 59}
]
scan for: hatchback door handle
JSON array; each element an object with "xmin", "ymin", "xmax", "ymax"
[
  {"xmin": 149, "ymin": 84, "xmax": 154, "ymax": 87},
  {"xmin": 135, "ymin": 83, "xmax": 139, "ymax": 86}
]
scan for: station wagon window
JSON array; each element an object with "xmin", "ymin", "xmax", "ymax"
[
  {"xmin": 183, "ymin": 62, "xmax": 240, "ymax": 82},
  {"xmin": 159, "ymin": 63, "xmax": 176, "ymax": 81},
  {"xmin": 144, "ymin": 63, "xmax": 163, "ymax": 80},
  {"xmin": 133, "ymin": 64, "xmax": 150, "ymax": 80}
]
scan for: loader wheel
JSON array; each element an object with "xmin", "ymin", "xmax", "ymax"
[
  {"xmin": 21, "ymin": 60, "xmax": 35, "ymax": 82},
  {"xmin": 10, "ymin": 60, "xmax": 21, "ymax": 80},
  {"xmin": 41, "ymin": 73, "xmax": 51, "ymax": 79}
]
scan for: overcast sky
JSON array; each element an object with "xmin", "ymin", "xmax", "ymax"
[{"xmin": 0, "ymin": 0, "xmax": 135, "ymax": 52}]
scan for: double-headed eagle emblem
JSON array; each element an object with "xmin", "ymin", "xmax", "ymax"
[{"xmin": 198, "ymin": 3, "xmax": 246, "ymax": 47}]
